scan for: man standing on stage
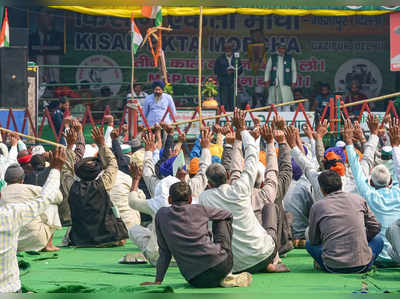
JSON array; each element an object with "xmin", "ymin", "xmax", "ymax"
[
  {"xmin": 214, "ymin": 43, "xmax": 242, "ymax": 112},
  {"xmin": 264, "ymin": 43, "xmax": 297, "ymax": 111},
  {"xmin": 143, "ymin": 80, "xmax": 177, "ymax": 126}
]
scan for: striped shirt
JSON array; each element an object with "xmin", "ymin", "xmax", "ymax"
[{"xmin": 0, "ymin": 169, "xmax": 61, "ymax": 293}]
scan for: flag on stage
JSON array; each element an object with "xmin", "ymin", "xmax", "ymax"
[
  {"xmin": 131, "ymin": 13, "xmax": 143, "ymax": 55},
  {"xmin": 0, "ymin": 8, "xmax": 10, "ymax": 48},
  {"xmin": 141, "ymin": 6, "xmax": 162, "ymax": 27}
]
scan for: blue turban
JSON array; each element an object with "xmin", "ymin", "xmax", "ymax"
[
  {"xmin": 160, "ymin": 156, "xmax": 177, "ymax": 177},
  {"xmin": 292, "ymin": 158, "xmax": 303, "ymax": 181},
  {"xmin": 152, "ymin": 80, "xmax": 165, "ymax": 90},
  {"xmin": 324, "ymin": 147, "xmax": 346, "ymax": 163}
]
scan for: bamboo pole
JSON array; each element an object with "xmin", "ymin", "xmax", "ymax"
[
  {"xmin": 341, "ymin": 91, "xmax": 400, "ymax": 108},
  {"xmin": 0, "ymin": 127, "xmax": 66, "ymax": 148},
  {"xmin": 158, "ymin": 98, "xmax": 308, "ymax": 128},
  {"xmin": 130, "ymin": 13, "xmax": 135, "ymax": 99},
  {"xmin": 198, "ymin": 6, "xmax": 203, "ymax": 124}
]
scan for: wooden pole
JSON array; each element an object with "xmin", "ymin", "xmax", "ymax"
[
  {"xmin": 198, "ymin": 6, "xmax": 203, "ymax": 125},
  {"xmin": 0, "ymin": 127, "xmax": 66, "ymax": 148},
  {"xmin": 341, "ymin": 91, "xmax": 400, "ymax": 108},
  {"xmin": 153, "ymin": 98, "xmax": 308, "ymax": 128}
]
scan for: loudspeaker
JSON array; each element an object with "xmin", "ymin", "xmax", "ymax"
[{"xmin": 0, "ymin": 47, "xmax": 28, "ymax": 108}]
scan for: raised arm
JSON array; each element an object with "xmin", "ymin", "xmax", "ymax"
[
  {"xmin": 189, "ymin": 128, "xmax": 212, "ymax": 197},
  {"xmin": 286, "ymin": 126, "xmax": 324, "ymax": 201},
  {"xmin": 91, "ymin": 127, "xmax": 118, "ymax": 192},
  {"xmin": 71, "ymin": 120, "xmax": 85, "ymax": 163},
  {"xmin": 359, "ymin": 115, "xmax": 379, "ymax": 176},
  {"xmin": 388, "ymin": 119, "xmax": 400, "ymax": 183},
  {"xmin": 231, "ymin": 108, "xmax": 258, "ymax": 197},
  {"xmin": 15, "ymin": 147, "xmax": 65, "ymax": 228},
  {"xmin": 142, "ymin": 132, "xmax": 159, "ymax": 197},
  {"xmin": 256, "ymin": 124, "xmax": 279, "ymax": 204},
  {"xmin": 344, "ymin": 119, "xmax": 379, "ymax": 203}
]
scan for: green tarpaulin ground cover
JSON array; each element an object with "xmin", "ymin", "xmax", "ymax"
[{"xmin": 18, "ymin": 228, "xmax": 400, "ymax": 294}]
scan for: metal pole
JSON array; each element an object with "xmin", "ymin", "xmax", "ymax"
[
  {"xmin": 198, "ymin": 6, "xmax": 203, "ymax": 124},
  {"xmin": 36, "ymin": 66, "xmax": 40, "ymax": 137}
]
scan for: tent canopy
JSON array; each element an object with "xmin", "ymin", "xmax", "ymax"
[{"xmin": 53, "ymin": 5, "xmax": 400, "ymax": 17}]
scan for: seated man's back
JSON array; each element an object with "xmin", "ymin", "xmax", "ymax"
[
  {"xmin": 156, "ymin": 203, "xmax": 231, "ymax": 281},
  {"xmin": 306, "ymin": 170, "xmax": 382, "ymax": 273},
  {"xmin": 1, "ymin": 183, "xmax": 62, "ymax": 252}
]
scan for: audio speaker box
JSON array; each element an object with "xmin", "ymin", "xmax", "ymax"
[{"xmin": 0, "ymin": 46, "xmax": 28, "ymax": 108}]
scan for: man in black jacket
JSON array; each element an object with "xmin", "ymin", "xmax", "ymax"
[{"xmin": 214, "ymin": 43, "xmax": 243, "ymax": 112}]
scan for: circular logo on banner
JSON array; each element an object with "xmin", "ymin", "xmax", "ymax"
[
  {"xmin": 334, "ymin": 58, "xmax": 382, "ymax": 98},
  {"xmin": 76, "ymin": 55, "xmax": 123, "ymax": 96}
]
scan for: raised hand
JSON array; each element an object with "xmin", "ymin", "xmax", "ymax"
[
  {"xmin": 142, "ymin": 132, "xmax": 156, "ymax": 152},
  {"xmin": 272, "ymin": 114, "xmax": 286, "ymax": 131},
  {"xmin": 129, "ymin": 162, "xmax": 143, "ymax": 181},
  {"xmin": 353, "ymin": 121, "xmax": 366, "ymax": 142},
  {"xmin": 274, "ymin": 129, "xmax": 286, "ymax": 144},
  {"xmin": 91, "ymin": 127, "xmax": 105, "ymax": 147},
  {"xmin": 367, "ymin": 114, "xmax": 379, "ymax": 135},
  {"xmin": 388, "ymin": 118, "xmax": 400, "ymax": 147},
  {"xmin": 72, "ymin": 120, "xmax": 83, "ymax": 133},
  {"xmin": 232, "ymin": 108, "xmax": 247, "ymax": 133},
  {"xmin": 250, "ymin": 125, "xmax": 261, "ymax": 140},
  {"xmin": 65, "ymin": 129, "xmax": 78, "ymax": 148},
  {"xmin": 49, "ymin": 146, "xmax": 66, "ymax": 171},
  {"xmin": 302, "ymin": 124, "xmax": 313, "ymax": 140},
  {"xmin": 225, "ymin": 130, "xmax": 235, "ymax": 145},
  {"xmin": 110, "ymin": 128, "xmax": 120, "ymax": 140},
  {"xmin": 343, "ymin": 118, "xmax": 354, "ymax": 145},
  {"xmin": 163, "ymin": 123, "xmax": 174, "ymax": 135},
  {"xmin": 200, "ymin": 127, "xmax": 213, "ymax": 149},
  {"xmin": 177, "ymin": 132, "xmax": 186, "ymax": 144},
  {"xmin": 260, "ymin": 124, "xmax": 274, "ymax": 144},
  {"xmin": 316, "ymin": 119, "xmax": 329, "ymax": 139},
  {"xmin": 284, "ymin": 126, "xmax": 297, "ymax": 149}
]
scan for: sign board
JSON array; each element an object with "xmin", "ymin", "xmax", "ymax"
[{"xmin": 391, "ymin": 12, "xmax": 400, "ymax": 71}]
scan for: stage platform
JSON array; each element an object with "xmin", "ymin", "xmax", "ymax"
[{"xmin": 18, "ymin": 228, "xmax": 400, "ymax": 294}]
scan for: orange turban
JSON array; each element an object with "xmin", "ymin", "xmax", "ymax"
[
  {"xmin": 189, "ymin": 158, "xmax": 200, "ymax": 175},
  {"xmin": 325, "ymin": 152, "xmax": 346, "ymax": 177},
  {"xmin": 344, "ymin": 148, "xmax": 363, "ymax": 163}
]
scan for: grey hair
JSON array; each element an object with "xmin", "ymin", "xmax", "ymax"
[
  {"xmin": 371, "ymin": 164, "xmax": 391, "ymax": 188},
  {"xmin": 4, "ymin": 164, "xmax": 25, "ymax": 184},
  {"xmin": 206, "ymin": 163, "xmax": 227, "ymax": 188}
]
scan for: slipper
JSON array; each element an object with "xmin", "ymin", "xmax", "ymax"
[{"xmin": 119, "ymin": 253, "xmax": 147, "ymax": 264}]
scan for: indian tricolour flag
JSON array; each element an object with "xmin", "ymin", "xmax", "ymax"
[
  {"xmin": 141, "ymin": 6, "xmax": 162, "ymax": 27},
  {"xmin": 0, "ymin": 8, "xmax": 9, "ymax": 48},
  {"xmin": 131, "ymin": 13, "xmax": 143, "ymax": 55}
]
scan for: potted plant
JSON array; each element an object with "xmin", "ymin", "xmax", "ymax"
[
  {"xmin": 202, "ymin": 78, "xmax": 218, "ymax": 108},
  {"xmin": 164, "ymin": 82, "xmax": 174, "ymax": 95}
]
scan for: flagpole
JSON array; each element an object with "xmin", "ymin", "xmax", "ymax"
[{"xmin": 198, "ymin": 6, "xmax": 203, "ymax": 127}]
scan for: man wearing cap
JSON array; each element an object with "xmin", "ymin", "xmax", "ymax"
[
  {"xmin": 143, "ymin": 80, "xmax": 176, "ymax": 127},
  {"xmin": 264, "ymin": 43, "xmax": 297, "ymax": 111},
  {"xmin": 214, "ymin": 43, "xmax": 243, "ymax": 112}
]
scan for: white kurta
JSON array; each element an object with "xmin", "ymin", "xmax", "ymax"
[
  {"xmin": 264, "ymin": 55, "xmax": 297, "ymax": 106},
  {"xmin": 0, "ymin": 184, "xmax": 62, "ymax": 252},
  {"xmin": 109, "ymin": 170, "xmax": 141, "ymax": 230}
]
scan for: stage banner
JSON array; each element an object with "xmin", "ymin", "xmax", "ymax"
[
  {"xmin": 40, "ymin": 11, "xmax": 394, "ymax": 108},
  {"xmin": 390, "ymin": 12, "xmax": 400, "ymax": 71}
]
